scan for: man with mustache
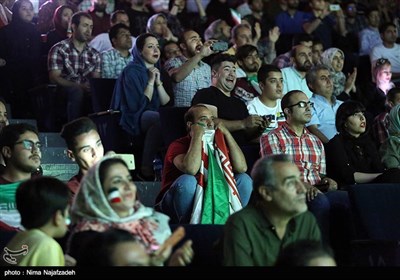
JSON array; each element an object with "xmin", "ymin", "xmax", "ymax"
[
  {"xmin": 223, "ymin": 154, "xmax": 321, "ymax": 266},
  {"xmin": 164, "ymin": 29, "xmax": 214, "ymax": 107},
  {"xmin": 87, "ymin": 0, "xmax": 110, "ymax": 38},
  {"xmin": 260, "ymin": 90, "xmax": 344, "ymax": 247},
  {"xmin": 233, "ymin": 44, "xmax": 262, "ymax": 103},
  {"xmin": 281, "ymin": 44, "xmax": 314, "ymax": 98},
  {"xmin": 48, "ymin": 12, "xmax": 101, "ymax": 122},
  {"xmin": 306, "ymin": 64, "xmax": 343, "ymax": 144},
  {"xmin": 0, "ymin": 123, "xmax": 42, "ymax": 230}
]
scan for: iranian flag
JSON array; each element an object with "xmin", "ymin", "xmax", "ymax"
[{"xmin": 190, "ymin": 129, "xmax": 243, "ymax": 224}]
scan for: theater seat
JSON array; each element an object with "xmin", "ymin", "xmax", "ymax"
[
  {"xmin": 159, "ymin": 106, "xmax": 189, "ymax": 148},
  {"xmin": 89, "ymin": 78, "xmax": 117, "ymax": 113},
  {"xmin": 348, "ymin": 183, "xmax": 400, "ymax": 266}
]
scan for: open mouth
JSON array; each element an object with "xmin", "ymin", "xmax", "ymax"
[{"xmin": 360, "ymin": 122, "xmax": 366, "ymax": 128}]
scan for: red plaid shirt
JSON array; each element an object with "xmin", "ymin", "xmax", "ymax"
[
  {"xmin": 260, "ymin": 122, "xmax": 326, "ymax": 185},
  {"xmin": 48, "ymin": 38, "xmax": 101, "ymax": 84},
  {"xmin": 372, "ymin": 112, "xmax": 389, "ymax": 146}
]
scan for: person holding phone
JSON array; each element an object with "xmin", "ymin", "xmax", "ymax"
[{"xmin": 303, "ymin": 0, "xmax": 346, "ymax": 49}]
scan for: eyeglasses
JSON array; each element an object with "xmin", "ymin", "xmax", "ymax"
[
  {"xmin": 15, "ymin": 140, "xmax": 42, "ymax": 151},
  {"xmin": 286, "ymin": 101, "xmax": 314, "ymax": 109},
  {"xmin": 376, "ymin": 58, "xmax": 390, "ymax": 67}
]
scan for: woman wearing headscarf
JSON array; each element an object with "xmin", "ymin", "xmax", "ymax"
[
  {"xmin": 68, "ymin": 156, "xmax": 193, "ymax": 265},
  {"xmin": 111, "ymin": 33, "xmax": 170, "ymax": 179},
  {"xmin": 0, "ymin": 0, "xmax": 42, "ymax": 118},
  {"xmin": 320, "ymin": 47, "xmax": 358, "ymax": 102},
  {"xmin": 146, "ymin": 13, "xmax": 178, "ymax": 49},
  {"xmin": 380, "ymin": 104, "xmax": 400, "ymax": 168},
  {"xmin": 45, "ymin": 5, "xmax": 74, "ymax": 54}
]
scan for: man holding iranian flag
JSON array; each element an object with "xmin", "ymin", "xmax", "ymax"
[{"xmin": 155, "ymin": 104, "xmax": 252, "ymax": 224}]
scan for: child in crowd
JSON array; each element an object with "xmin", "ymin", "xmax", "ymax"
[{"xmin": 2, "ymin": 177, "xmax": 71, "ymax": 266}]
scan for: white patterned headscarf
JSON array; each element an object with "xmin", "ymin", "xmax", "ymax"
[
  {"xmin": 321, "ymin": 48, "xmax": 346, "ymax": 97},
  {"xmin": 70, "ymin": 155, "xmax": 171, "ymax": 251}
]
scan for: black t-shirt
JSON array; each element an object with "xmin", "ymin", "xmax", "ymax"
[{"xmin": 192, "ymin": 86, "xmax": 249, "ymax": 145}]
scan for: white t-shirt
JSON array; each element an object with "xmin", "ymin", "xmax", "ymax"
[{"xmin": 247, "ymin": 97, "xmax": 285, "ymax": 134}]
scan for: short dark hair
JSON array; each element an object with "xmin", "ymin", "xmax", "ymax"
[
  {"xmin": 387, "ymin": 87, "xmax": 400, "ymax": 103},
  {"xmin": 210, "ymin": 53, "xmax": 236, "ymax": 72},
  {"xmin": 235, "ymin": 44, "xmax": 258, "ymax": 61},
  {"xmin": 292, "ymin": 33, "xmax": 313, "ymax": 46},
  {"xmin": 60, "ymin": 117, "xmax": 98, "ymax": 151},
  {"xmin": 0, "ymin": 123, "xmax": 38, "ymax": 150},
  {"xmin": 134, "ymin": 33, "xmax": 157, "ymax": 53},
  {"xmin": 281, "ymin": 90, "xmax": 304, "ymax": 118},
  {"xmin": 275, "ymin": 240, "xmax": 334, "ymax": 266},
  {"xmin": 77, "ymin": 228, "xmax": 143, "ymax": 266},
  {"xmin": 335, "ymin": 100, "xmax": 366, "ymax": 133},
  {"xmin": 379, "ymin": 22, "xmax": 397, "ymax": 34},
  {"xmin": 178, "ymin": 29, "xmax": 197, "ymax": 46},
  {"xmin": 258, "ymin": 64, "xmax": 281, "ymax": 86},
  {"xmin": 16, "ymin": 177, "xmax": 69, "ymax": 229},
  {"xmin": 108, "ymin": 23, "xmax": 130, "ymax": 47},
  {"xmin": 99, "ymin": 157, "xmax": 128, "ymax": 186},
  {"xmin": 110, "ymin": 10, "xmax": 127, "ymax": 24},
  {"xmin": 71, "ymin": 11, "xmax": 92, "ymax": 28}
]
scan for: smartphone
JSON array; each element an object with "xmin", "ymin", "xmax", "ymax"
[
  {"xmin": 116, "ymin": 154, "xmax": 135, "ymax": 170},
  {"xmin": 211, "ymin": 41, "xmax": 229, "ymax": 52},
  {"xmin": 329, "ymin": 4, "xmax": 341, "ymax": 11}
]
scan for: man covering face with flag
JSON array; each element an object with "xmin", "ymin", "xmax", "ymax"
[{"xmin": 155, "ymin": 104, "xmax": 253, "ymax": 224}]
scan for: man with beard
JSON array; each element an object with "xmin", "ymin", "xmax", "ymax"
[
  {"xmin": 233, "ymin": 44, "xmax": 262, "ymax": 103},
  {"xmin": 0, "ymin": 97, "xmax": 8, "ymax": 134},
  {"xmin": 48, "ymin": 12, "xmax": 101, "ymax": 122},
  {"xmin": 0, "ymin": 123, "xmax": 42, "ymax": 230},
  {"xmin": 281, "ymin": 44, "xmax": 314, "ymax": 98},
  {"xmin": 88, "ymin": 0, "xmax": 110, "ymax": 38},
  {"xmin": 192, "ymin": 54, "xmax": 266, "ymax": 145},
  {"xmin": 164, "ymin": 29, "xmax": 215, "ymax": 107},
  {"xmin": 306, "ymin": 65, "xmax": 343, "ymax": 144}
]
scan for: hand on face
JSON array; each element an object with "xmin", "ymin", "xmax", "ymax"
[{"xmin": 200, "ymin": 40, "xmax": 217, "ymax": 58}]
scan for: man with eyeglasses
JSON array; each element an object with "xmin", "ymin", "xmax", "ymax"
[
  {"xmin": 260, "ymin": 90, "xmax": 342, "ymax": 246},
  {"xmin": 0, "ymin": 123, "xmax": 42, "ymax": 231},
  {"xmin": 306, "ymin": 64, "xmax": 343, "ymax": 144}
]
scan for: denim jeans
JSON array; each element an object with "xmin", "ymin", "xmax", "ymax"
[{"xmin": 159, "ymin": 173, "xmax": 253, "ymax": 224}]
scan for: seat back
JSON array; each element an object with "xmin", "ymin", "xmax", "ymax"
[
  {"xmin": 159, "ymin": 106, "xmax": 189, "ymax": 148},
  {"xmin": 348, "ymin": 183, "xmax": 400, "ymax": 240},
  {"xmin": 90, "ymin": 78, "xmax": 117, "ymax": 113},
  {"xmin": 169, "ymin": 224, "xmax": 224, "ymax": 266}
]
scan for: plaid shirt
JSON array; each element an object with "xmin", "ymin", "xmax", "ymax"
[
  {"xmin": 372, "ymin": 111, "xmax": 389, "ymax": 146},
  {"xmin": 260, "ymin": 122, "xmax": 326, "ymax": 185},
  {"xmin": 48, "ymin": 38, "xmax": 101, "ymax": 84},
  {"xmin": 101, "ymin": 48, "xmax": 132, "ymax": 79},
  {"xmin": 164, "ymin": 55, "xmax": 211, "ymax": 107}
]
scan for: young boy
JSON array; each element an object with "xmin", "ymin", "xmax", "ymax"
[{"xmin": 2, "ymin": 177, "xmax": 70, "ymax": 266}]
